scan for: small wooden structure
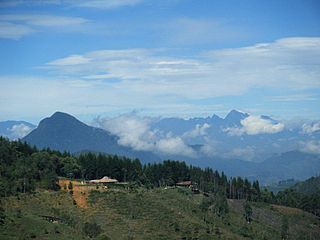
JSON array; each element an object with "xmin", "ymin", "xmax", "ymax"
[
  {"xmin": 176, "ymin": 180, "xmax": 192, "ymax": 187},
  {"xmin": 89, "ymin": 176, "xmax": 118, "ymax": 184}
]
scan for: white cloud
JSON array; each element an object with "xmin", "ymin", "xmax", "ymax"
[
  {"xmin": 155, "ymin": 137, "xmax": 195, "ymax": 157},
  {"xmin": 0, "ymin": 22, "xmax": 35, "ymax": 39},
  {"xmin": 0, "ymin": 14, "xmax": 88, "ymax": 27},
  {"xmin": 300, "ymin": 140, "xmax": 320, "ymax": 154},
  {"xmin": 96, "ymin": 113, "xmax": 156, "ymax": 151},
  {"xmin": 73, "ymin": 0, "xmax": 144, "ymax": 9},
  {"xmin": 0, "ymin": 14, "xmax": 89, "ymax": 39},
  {"xmin": 162, "ymin": 17, "xmax": 246, "ymax": 45},
  {"xmin": 224, "ymin": 115, "xmax": 284, "ymax": 136},
  {"xmin": 183, "ymin": 123, "xmax": 210, "ymax": 139},
  {"xmin": 43, "ymin": 37, "xmax": 320, "ymax": 99},
  {"xmin": 302, "ymin": 122, "xmax": 320, "ymax": 134},
  {"xmin": 268, "ymin": 94, "xmax": 318, "ymax": 102},
  {"xmin": 9, "ymin": 124, "xmax": 33, "ymax": 139},
  {"xmin": 95, "ymin": 113, "xmax": 195, "ymax": 157},
  {"xmin": 47, "ymin": 55, "xmax": 91, "ymax": 66},
  {"xmin": 0, "ymin": 0, "xmax": 144, "ymax": 9}
]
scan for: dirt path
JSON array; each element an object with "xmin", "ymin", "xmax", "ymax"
[{"xmin": 58, "ymin": 179, "xmax": 98, "ymax": 208}]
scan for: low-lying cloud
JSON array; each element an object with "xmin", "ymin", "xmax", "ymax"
[
  {"xmin": 302, "ymin": 122, "xmax": 320, "ymax": 134},
  {"xmin": 300, "ymin": 140, "xmax": 320, "ymax": 154},
  {"xmin": 95, "ymin": 113, "xmax": 196, "ymax": 157},
  {"xmin": 9, "ymin": 123, "xmax": 33, "ymax": 139},
  {"xmin": 183, "ymin": 123, "xmax": 210, "ymax": 139},
  {"xmin": 224, "ymin": 115, "xmax": 284, "ymax": 136}
]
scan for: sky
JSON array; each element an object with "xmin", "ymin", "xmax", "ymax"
[{"xmin": 0, "ymin": 0, "xmax": 320, "ymax": 124}]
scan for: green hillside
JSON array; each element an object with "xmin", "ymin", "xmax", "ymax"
[
  {"xmin": 1, "ymin": 186, "xmax": 320, "ymax": 240},
  {"xmin": 1, "ymin": 137, "xmax": 320, "ymax": 239},
  {"xmin": 291, "ymin": 176, "xmax": 320, "ymax": 194},
  {"xmin": 266, "ymin": 179, "xmax": 299, "ymax": 194}
]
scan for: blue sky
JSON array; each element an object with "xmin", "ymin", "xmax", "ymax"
[{"xmin": 0, "ymin": 0, "xmax": 319, "ymax": 123}]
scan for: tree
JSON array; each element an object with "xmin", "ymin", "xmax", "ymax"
[
  {"xmin": 243, "ymin": 201, "xmax": 253, "ymax": 223},
  {"xmin": 61, "ymin": 156, "xmax": 81, "ymax": 178}
]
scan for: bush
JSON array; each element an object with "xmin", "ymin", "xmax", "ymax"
[
  {"xmin": 239, "ymin": 225, "xmax": 251, "ymax": 238},
  {"xmin": 68, "ymin": 181, "xmax": 73, "ymax": 190},
  {"xmin": 83, "ymin": 222, "xmax": 102, "ymax": 238}
]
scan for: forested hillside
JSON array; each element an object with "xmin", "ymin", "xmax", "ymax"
[{"xmin": 0, "ymin": 137, "xmax": 320, "ymax": 239}]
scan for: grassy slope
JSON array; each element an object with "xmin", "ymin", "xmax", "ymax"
[{"xmin": 1, "ymin": 187, "xmax": 320, "ymax": 240}]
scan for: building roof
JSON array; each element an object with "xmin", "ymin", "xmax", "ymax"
[
  {"xmin": 89, "ymin": 176, "xmax": 118, "ymax": 183},
  {"xmin": 176, "ymin": 180, "xmax": 192, "ymax": 186}
]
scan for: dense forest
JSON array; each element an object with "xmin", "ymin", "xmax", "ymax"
[{"xmin": 0, "ymin": 136, "xmax": 319, "ymax": 217}]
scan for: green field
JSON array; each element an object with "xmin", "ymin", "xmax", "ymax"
[{"xmin": 1, "ymin": 186, "xmax": 319, "ymax": 240}]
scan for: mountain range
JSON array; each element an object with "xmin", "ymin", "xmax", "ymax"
[{"xmin": 1, "ymin": 110, "xmax": 318, "ymax": 185}]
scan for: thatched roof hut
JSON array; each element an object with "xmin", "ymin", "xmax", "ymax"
[{"xmin": 89, "ymin": 176, "xmax": 118, "ymax": 184}]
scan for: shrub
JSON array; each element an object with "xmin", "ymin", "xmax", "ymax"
[
  {"xmin": 83, "ymin": 222, "xmax": 102, "ymax": 238},
  {"xmin": 68, "ymin": 181, "xmax": 73, "ymax": 190}
]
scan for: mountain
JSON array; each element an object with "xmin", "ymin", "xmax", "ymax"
[
  {"xmin": 152, "ymin": 114, "xmax": 223, "ymax": 136},
  {"xmin": 23, "ymin": 112, "xmax": 159, "ymax": 163},
  {"xmin": 0, "ymin": 120, "xmax": 36, "ymax": 140},
  {"xmin": 223, "ymin": 109, "xmax": 249, "ymax": 126}
]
